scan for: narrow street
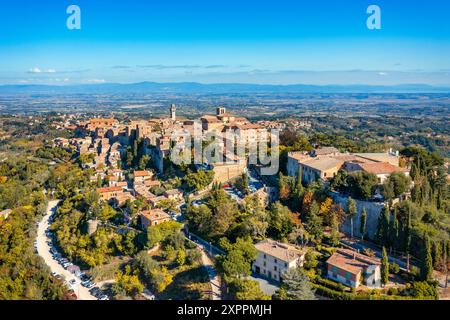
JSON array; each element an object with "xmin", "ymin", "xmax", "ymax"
[{"xmin": 36, "ymin": 200, "xmax": 97, "ymax": 301}]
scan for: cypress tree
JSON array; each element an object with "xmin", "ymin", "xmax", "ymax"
[
  {"xmin": 97, "ymin": 174, "xmax": 102, "ymax": 188},
  {"xmin": 390, "ymin": 206, "xmax": 399, "ymax": 251},
  {"xmin": 347, "ymin": 197, "xmax": 357, "ymax": 239},
  {"xmin": 330, "ymin": 214, "xmax": 340, "ymax": 246},
  {"xmin": 421, "ymin": 236, "xmax": 433, "ymax": 281},
  {"xmin": 376, "ymin": 206, "xmax": 390, "ymax": 247},
  {"xmin": 432, "ymin": 241, "xmax": 442, "ymax": 269},
  {"xmin": 410, "ymin": 162, "xmax": 418, "ymax": 181},
  {"xmin": 381, "ymin": 247, "xmax": 389, "ymax": 286},
  {"xmin": 360, "ymin": 207, "xmax": 367, "ymax": 241},
  {"xmin": 133, "ymin": 139, "xmax": 138, "ymax": 159},
  {"xmin": 404, "ymin": 204, "xmax": 412, "ymax": 271},
  {"xmin": 296, "ymin": 166, "xmax": 304, "ymax": 195}
]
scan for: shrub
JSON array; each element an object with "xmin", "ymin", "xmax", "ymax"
[
  {"xmin": 387, "ymin": 287, "xmax": 398, "ymax": 296},
  {"xmin": 389, "ymin": 263, "xmax": 400, "ymax": 274},
  {"xmin": 315, "ymin": 277, "xmax": 347, "ymax": 292},
  {"xmin": 186, "ymin": 249, "xmax": 202, "ymax": 265}
]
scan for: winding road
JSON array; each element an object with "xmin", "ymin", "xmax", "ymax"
[{"xmin": 36, "ymin": 200, "xmax": 97, "ymax": 300}]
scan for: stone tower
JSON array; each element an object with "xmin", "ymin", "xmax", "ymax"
[
  {"xmin": 217, "ymin": 106, "xmax": 226, "ymax": 116},
  {"xmin": 170, "ymin": 104, "xmax": 176, "ymax": 121}
]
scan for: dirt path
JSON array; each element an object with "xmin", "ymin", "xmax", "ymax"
[
  {"xmin": 200, "ymin": 249, "xmax": 222, "ymax": 300},
  {"xmin": 36, "ymin": 200, "xmax": 97, "ymax": 301}
]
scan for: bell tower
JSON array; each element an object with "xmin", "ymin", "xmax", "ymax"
[
  {"xmin": 217, "ymin": 107, "xmax": 226, "ymax": 116},
  {"xmin": 170, "ymin": 104, "xmax": 176, "ymax": 121}
]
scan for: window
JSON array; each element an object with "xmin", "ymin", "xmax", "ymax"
[
  {"xmin": 274, "ymin": 258, "xmax": 278, "ymax": 264},
  {"xmin": 263, "ymin": 254, "xmax": 266, "ymax": 259},
  {"xmin": 285, "ymin": 263, "xmax": 288, "ymax": 268},
  {"xmin": 274, "ymin": 266, "xmax": 277, "ymax": 271}
]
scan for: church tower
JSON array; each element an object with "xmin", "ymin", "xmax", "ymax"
[
  {"xmin": 170, "ymin": 104, "xmax": 176, "ymax": 121},
  {"xmin": 217, "ymin": 106, "xmax": 226, "ymax": 116}
]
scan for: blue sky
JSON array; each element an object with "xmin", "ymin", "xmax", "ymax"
[{"xmin": 0, "ymin": 0, "xmax": 449, "ymax": 85}]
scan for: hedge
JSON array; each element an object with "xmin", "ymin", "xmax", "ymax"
[
  {"xmin": 314, "ymin": 277, "xmax": 347, "ymax": 292},
  {"xmin": 312, "ymin": 283, "xmax": 423, "ymax": 300}
]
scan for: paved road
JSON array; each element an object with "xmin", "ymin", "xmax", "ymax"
[{"xmin": 36, "ymin": 200, "xmax": 97, "ymax": 301}]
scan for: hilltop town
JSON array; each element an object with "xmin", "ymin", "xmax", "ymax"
[{"xmin": 0, "ymin": 103, "xmax": 448, "ymax": 301}]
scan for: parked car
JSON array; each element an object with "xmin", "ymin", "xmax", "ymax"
[
  {"xmin": 82, "ymin": 281, "xmax": 95, "ymax": 288},
  {"xmin": 69, "ymin": 279, "xmax": 77, "ymax": 286},
  {"xmin": 80, "ymin": 274, "xmax": 91, "ymax": 282},
  {"xmin": 89, "ymin": 287, "xmax": 100, "ymax": 295}
]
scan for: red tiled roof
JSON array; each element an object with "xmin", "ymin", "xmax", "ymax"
[
  {"xmin": 134, "ymin": 170, "xmax": 152, "ymax": 177},
  {"xmin": 140, "ymin": 209, "xmax": 170, "ymax": 221},
  {"xmin": 326, "ymin": 249, "xmax": 380, "ymax": 276},
  {"xmin": 255, "ymin": 239, "xmax": 306, "ymax": 263},
  {"xmin": 96, "ymin": 186, "xmax": 123, "ymax": 193},
  {"xmin": 359, "ymin": 162, "xmax": 408, "ymax": 175}
]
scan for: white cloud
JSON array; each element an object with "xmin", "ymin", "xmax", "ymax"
[
  {"xmin": 86, "ymin": 79, "xmax": 106, "ymax": 83},
  {"xmin": 28, "ymin": 67, "xmax": 57, "ymax": 74},
  {"xmin": 378, "ymin": 72, "xmax": 388, "ymax": 76}
]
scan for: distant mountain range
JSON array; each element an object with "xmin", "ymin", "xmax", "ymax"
[{"xmin": 0, "ymin": 82, "xmax": 449, "ymax": 94}]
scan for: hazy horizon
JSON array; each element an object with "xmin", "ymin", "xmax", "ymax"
[{"xmin": 1, "ymin": 0, "xmax": 449, "ymax": 86}]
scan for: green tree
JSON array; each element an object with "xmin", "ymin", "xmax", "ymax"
[
  {"xmin": 421, "ymin": 236, "xmax": 433, "ymax": 281},
  {"xmin": 113, "ymin": 270, "xmax": 144, "ymax": 297},
  {"xmin": 389, "ymin": 207, "xmax": 400, "ymax": 251},
  {"xmin": 96, "ymin": 174, "xmax": 102, "ymax": 188},
  {"xmin": 278, "ymin": 268, "xmax": 316, "ymax": 300},
  {"xmin": 229, "ymin": 279, "xmax": 270, "ymax": 300},
  {"xmin": 376, "ymin": 206, "xmax": 390, "ymax": 247},
  {"xmin": 388, "ymin": 172, "xmax": 411, "ymax": 198},
  {"xmin": 296, "ymin": 166, "xmax": 304, "ymax": 195},
  {"xmin": 305, "ymin": 201, "xmax": 323, "ymax": 244},
  {"xmin": 360, "ymin": 207, "xmax": 367, "ymax": 241},
  {"xmin": 122, "ymin": 230, "xmax": 136, "ymax": 255},
  {"xmin": 185, "ymin": 170, "xmax": 214, "ymax": 192},
  {"xmin": 381, "ymin": 247, "xmax": 389, "ymax": 286},
  {"xmin": 134, "ymin": 251, "xmax": 160, "ymax": 279},
  {"xmin": 347, "ymin": 172, "xmax": 378, "ymax": 200},
  {"xmin": 138, "ymin": 155, "xmax": 151, "ymax": 170},
  {"xmin": 242, "ymin": 195, "xmax": 269, "ymax": 241},
  {"xmin": 220, "ymin": 237, "xmax": 258, "ymax": 281},
  {"xmin": 347, "ymin": 197, "xmax": 357, "ymax": 239},
  {"xmin": 176, "ymin": 249, "xmax": 186, "ymax": 266},
  {"xmin": 268, "ymin": 202, "xmax": 294, "ymax": 240},
  {"xmin": 330, "ymin": 213, "xmax": 340, "ymax": 246}
]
